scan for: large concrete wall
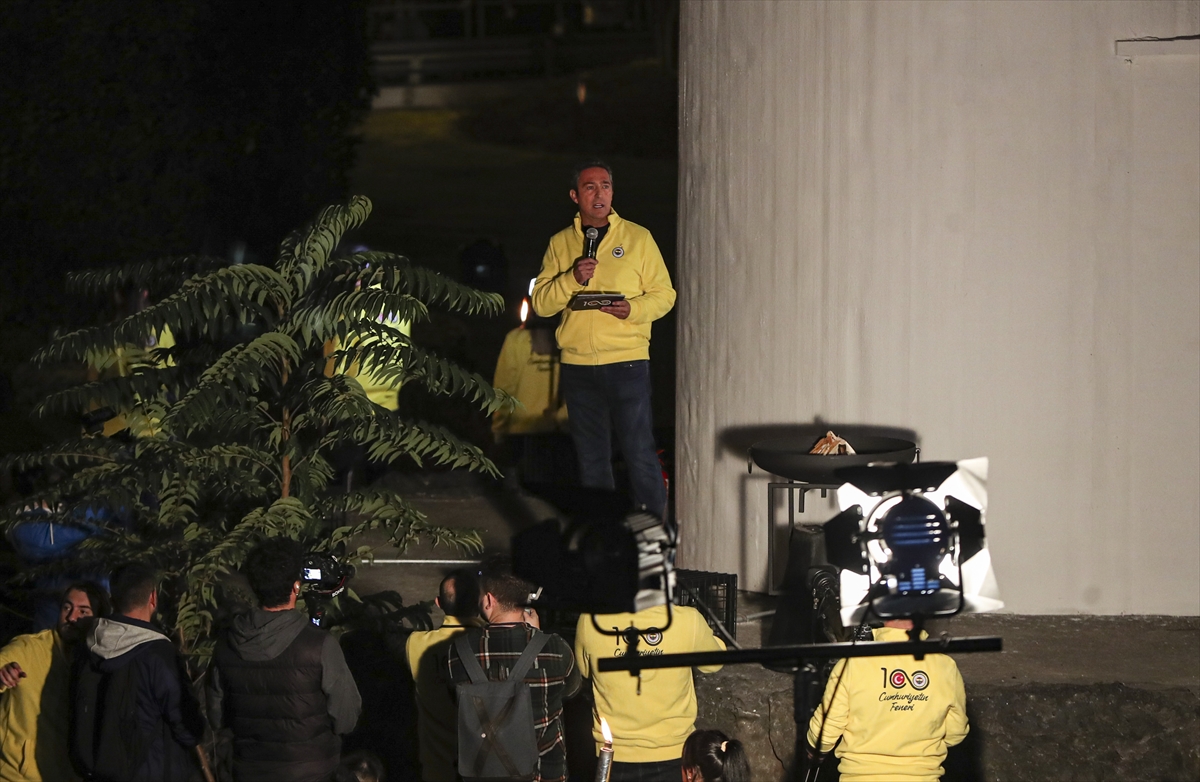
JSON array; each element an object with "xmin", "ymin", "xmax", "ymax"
[{"xmin": 675, "ymin": 0, "xmax": 1200, "ymax": 613}]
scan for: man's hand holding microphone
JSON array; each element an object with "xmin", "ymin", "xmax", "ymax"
[
  {"xmin": 572, "ymin": 255, "xmax": 598, "ymax": 285},
  {"xmin": 573, "ymin": 226, "xmax": 600, "ymax": 285}
]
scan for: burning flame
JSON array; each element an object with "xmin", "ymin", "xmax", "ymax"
[
  {"xmin": 600, "ymin": 716, "xmax": 613, "ymax": 744},
  {"xmin": 520, "ymin": 298, "xmax": 530, "ymax": 324}
]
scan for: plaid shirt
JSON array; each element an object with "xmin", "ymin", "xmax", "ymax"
[{"xmin": 447, "ymin": 623, "xmax": 582, "ymax": 782}]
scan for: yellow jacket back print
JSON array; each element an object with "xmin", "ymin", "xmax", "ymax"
[
  {"xmin": 806, "ymin": 626, "xmax": 969, "ymax": 782},
  {"xmin": 574, "ymin": 605, "xmax": 725, "ymax": 763}
]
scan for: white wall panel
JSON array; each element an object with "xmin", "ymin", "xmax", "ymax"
[{"xmin": 676, "ymin": 0, "xmax": 1200, "ymax": 613}]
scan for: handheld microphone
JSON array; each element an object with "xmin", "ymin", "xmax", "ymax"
[{"xmin": 582, "ymin": 227, "xmax": 599, "ymax": 286}]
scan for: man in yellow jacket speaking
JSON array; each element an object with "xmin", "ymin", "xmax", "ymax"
[
  {"xmin": 806, "ymin": 619, "xmax": 969, "ymax": 782},
  {"xmin": 531, "ymin": 161, "xmax": 675, "ymax": 515}
]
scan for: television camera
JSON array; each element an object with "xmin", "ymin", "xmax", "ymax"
[{"xmin": 300, "ymin": 548, "xmax": 354, "ymax": 627}]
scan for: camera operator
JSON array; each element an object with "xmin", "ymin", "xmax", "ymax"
[
  {"xmin": 207, "ymin": 538, "xmax": 362, "ymax": 782},
  {"xmin": 805, "ymin": 618, "xmax": 968, "ymax": 782},
  {"xmin": 574, "ymin": 603, "xmax": 726, "ymax": 781}
]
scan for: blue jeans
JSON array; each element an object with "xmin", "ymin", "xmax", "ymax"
[{"xmin": 559, "ymin": 360, "xmax": 666, "ymax": 515}]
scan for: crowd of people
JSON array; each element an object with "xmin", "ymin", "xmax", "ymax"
[
  {"xmin": 406, "ymin": 566, "xmax": 748, "ymax": 782},
  {"xmin": 0, "ymin": 539, "xmax": 379, "ymax": 782},
  {"xmin": 398, "ymin": 565, "xmax": 967, "ymax": 782},
  {"xmin": 0, "ymin": 544, "xmax": 969, "ymax": 782},
  {"xmin": 0, "ymin": 543, "xmax": 749, "ymax": 782}
]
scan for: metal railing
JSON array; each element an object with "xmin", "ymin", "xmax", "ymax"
[
  {"xmin": 369, "ymin": 0, "xmax": 653, "ymax": 40},
  {"xmin": 367, "ymin": 0, "xmax": 664, "ymax": 85}
]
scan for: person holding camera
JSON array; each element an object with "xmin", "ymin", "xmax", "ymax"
[{"xmin": 207, "ymin": 538, "xmax": 362, "ymax": 782}]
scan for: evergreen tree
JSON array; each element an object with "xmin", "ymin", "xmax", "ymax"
[{"xmin": 1, "ymin": 196, "xmax": 508, "ymax": 658}]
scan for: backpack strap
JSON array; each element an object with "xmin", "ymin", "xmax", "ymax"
[
  {"xmin": 455, "ymin": 632, "xmax": 490, "ymax": 685},
  {"xmin": 454, "ymin": 629, "xmax": 551, "ymax": 687},
  {"xmin": 507, "ymin": 631, "xmax": 550, "ymax": 683}
]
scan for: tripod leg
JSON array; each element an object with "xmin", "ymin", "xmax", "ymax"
[{"xmin": 793, "ymin": 662, "xmax": 820, "ymax": 781}]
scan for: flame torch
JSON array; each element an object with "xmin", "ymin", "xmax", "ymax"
[{"xmin": 595, "ymin": 716, "xmax": 614, "ymax": 782}]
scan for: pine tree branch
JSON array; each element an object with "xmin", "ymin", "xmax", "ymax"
[{"xmin": 34, "ymin": 265, "xmax": 289, "ymax": 366}]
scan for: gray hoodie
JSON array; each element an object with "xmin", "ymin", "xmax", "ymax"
[
  {"xmin": 88, "ymin": 616, "xmax": 170, "ymax": 659},
  {"xmin": 206, "ymin": 609, "xmax": 361, "ymax": 735}
]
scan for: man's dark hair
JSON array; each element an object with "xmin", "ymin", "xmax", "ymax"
[
  {"xmin": 244, "ymin": 537, "xmax": 305, "ymax": 609},
  {"xmin": 62, "ymin": 580, "xmax": 111, "ymax": 619},
  {"xmin": 438, "ymin": 569, "xmax": 480, "ymax": 619},
  {"xmin": 479, "ymin": 568, "xmax": 536, "ymax": 612},
  {"xmin": 109, "ymin": 562, "xmax": 159, "ymax": 614},
  {"xmin": 570, "ymin": 160, "xmax": 614, "ymax": 191}
]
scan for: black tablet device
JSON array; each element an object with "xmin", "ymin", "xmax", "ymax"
[{"xmin": 569, "ymin": 292, "xmax": 626, "ymax": 311}]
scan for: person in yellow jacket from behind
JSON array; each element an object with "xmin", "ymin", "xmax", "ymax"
[
  {"xmin": 574, "ymin": 604, "xmax": 726, "ymax": 781},
  {"xmin": 806, "ymin": 619, "xmax": 969, "ymax": 782},
  {"xmin": 0, "ymin": 582, "xmax": 110, "ymax": 782},
  {"xmin": 404, "ymin": 571, "xmax": 485, "ymax": 782},
  {"xmin": 491, "ymin": 317, "xmax": 568, "ymax": 442}
]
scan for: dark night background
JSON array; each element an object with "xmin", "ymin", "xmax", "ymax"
[
  {"xmin": 0, "ymin": 0, "xmax": 681, "ymax": 463},
  {"xmin": 0, "ymin": 0, "xmax": 375, "ymax": 457},
  {"xmin": 0, "ymin": 2, "xmax": 679, "ymax": 777}
]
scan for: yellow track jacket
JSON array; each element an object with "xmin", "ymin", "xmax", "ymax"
[
  {"xmin": 0, "ymin": 629, "xmax": 80, "ymax": 782},
  {"xmin": 532, "ymin": 211, "xmax": 675, "ymax": 365},
  {"xmin": 491, "ymin": 327, "xmax": 568, "ymax": 440},
  {"xmin": 807, "ymin": 626, "xmax": 969, "ymax": 782},
  {"xmin": 405, "ymin": 616, "xmax": 483, "ymax": 782},
  {"xmin": 574, "ymin": 605, "xmax": 725, "ymax": 763}
]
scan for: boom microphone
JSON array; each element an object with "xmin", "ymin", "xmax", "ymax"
[{"xmin": 582, "ymin": 227, "xmax": 599, "ymax": 286}]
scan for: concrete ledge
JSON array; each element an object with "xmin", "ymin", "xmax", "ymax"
[
  {"xmin": 966, "ymin": 682, "xmax": 1199, "ymax": 781},
  {"xmin": 696, "ymin": 675, "xmax": 1199, "ymax": 781},
  {"xmin": 1115, "ymin": 38, "xmax": 1200, "ymax": 57},
  {"xmin": 693, "ymin": 614, "xmax": 1200, "ymax": 781}
]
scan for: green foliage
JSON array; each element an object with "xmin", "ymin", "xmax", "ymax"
[{"xmin": 1, "ymin": 197, "xmax": 507, "ymax": 660}]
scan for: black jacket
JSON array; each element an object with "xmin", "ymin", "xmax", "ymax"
[
  {"xmin": 72, "ymin": 616, "xmax": 204, "ymax": 782},
  {"xmin": 208, "ymin": 609, "xmax": 361, "ymax": 782}
]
